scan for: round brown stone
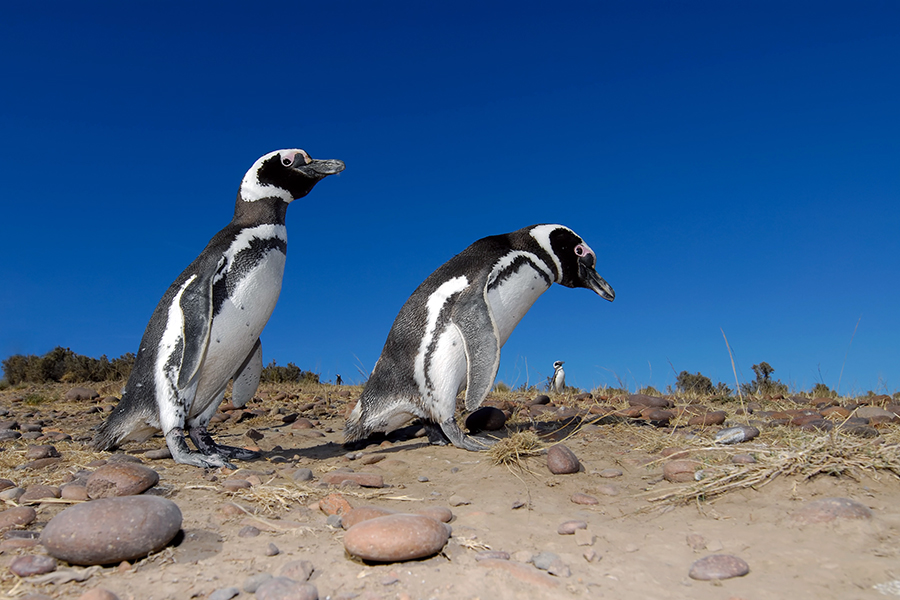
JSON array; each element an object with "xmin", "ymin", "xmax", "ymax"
[
  {"xmin": 570, "ymin": 493, "xmax": 599, "ymax": 505},
  {"xmin": 688, "ymin": 554, "xmax": 750, "ymax": 580},
  {"xmin": 41, "ymin": 495, "xmax": 182, "ymax": 565},
  {"xmin": 343, "ymin": 513, "xmax": 449, "ymax": 562},
  {"xmin": 0, "ymin": 506, "xmax": 37, "ymax": 531},
  {"xmin": 86, "ymin": 463, "xmax": 159, "ymax": 498},
  {"xmin": 547, "ymin": 444, "xmax": 581, "ymax": 474},
  {"xmin": 557, "ymin": 520, "xmax": 588, "ymax": 534},
  {"xmin": 10, "ymin": 554, "xmax": 57, "ymax": 577},
  {"xmin": 687, "ymin": 411, "xmax": 727, "ymax": 427},
  {"xmin": 341, "ymin": 506, "xmax": 396, "ymax": 529},
  {"xmin": 791, "ymin": 497, "xmax": 873, "ymax": 524},
  {"xmin": 663, "ymin": 460, "xmax": 701, "ymax": 483}
]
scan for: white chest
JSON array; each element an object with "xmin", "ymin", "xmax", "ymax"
[{"xmin": 485, "ymin": 255, "xmax": 552, "ymax": 346}]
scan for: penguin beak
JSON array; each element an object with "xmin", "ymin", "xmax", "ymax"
[
  {"xmin": 578, "ymin": 256, "xmax": 615, "ymax": 302},
  {"xmin": 297, "ymin": 158, "xmax": 346, "ymax": 179}
]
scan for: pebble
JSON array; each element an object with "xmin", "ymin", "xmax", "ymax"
[
  {"xmin": 558, "ymin": 520, "xmax": 588, "ymax": 534},
  {"xmin": 238, "ymin": 525, "xmax": 260, "ymax": 538},
  {"xmin": 20, "ymin": 485, "xmax": 60, "ymax": 503},
  {"xmin": 318, "ymin": 493, "xmax": 353, "ymax": 516},
  {"xmin": 464, "ymin": 406, "xmax": 507, "ymax": 431},
  {"xmin": 855, "ymin": 406, "xmax": 897, "ymax": 420},
  {"xmin": 41, "ymin": 495, "xmax": 183, "ymax": 565},
  {"xmin": 208, "ymin": 587, "xmax": 240, "ymax": 600},
  {"xmin": 598, "ymin": 468, "xmax": 623, "ymax": 478},
  {"xmin": 477, "ymin": 559, "xmax": 559, "ymax": 588},
  {"xmin": 574, "ymin": 528, "xmax": 595, "ymax": 546},
  {"xmin": 320, "ymin": 472, "xmax": 384, "ymax": 488},
  {"xmin": 78, "ymin": 589, "xmax": 120, "ymax": 600},
  {"xmin": 732, "ymin": 453, "xmax": 757, "ymax": 465},
  {"xmin": 9, "ymin": 554, "xmax": 57, "ymax": 576},
  {"xmin": 255, "ymin": 577, "xmax": 318, "ymax": 600},
  {"xmin": 688, "ymin": 554, "xmax": 750, "ymax": 580},
  {"xmin": 547, "ymin": 444, "xmax": 581, "ymax": 474},
  {"xmin": 791, "ymin": 497, "xmax": 873, "ymax": 524},
  {"xmin": 714, "ymin": 426, "xmax": 760, "ymax": 444},
  {"xmin": 686, "ymin": 533, "xmax": 707, "ymax": 551},
  {"xmin": 570, "ymin": 492, "xmax": 599, "ymax": 505},
  {"xmin": 341, "ymin": 506, "xmax": 396, "ymax": 529},
  {"xmin": 265, "ymin": 543, "xmax": 280, "ymax": 556},
  {"xmin": 223, "ymin": 479, "xmax": 252, "ymax": 492},
  {"xmin": 86, "ymin": 463, "xmax": 159, "ymax": 498},
  {"xmin": 688, "ymin": 411, "xmax": 727, "ymax": 426},
  {"xmin": 0, "ymin": 478, "xmax": 14, "ymax": 491},
  {"xmin": 416, "ymin": 506, "xmax": 453, "ymax": 523},
  {"xmin": 475, "ymin": 550, "xmax": 511, "ymax": 561},
  {"xmin": 583, "ymin": 549, "xmax": 600, "ymax": 562},
  {"xmin": 344, "ymin": 513, "xmax": 450, "ymax": 562},
  {"xmin": 25, "ymin": 445, "xmax": 60, "ymax": 459},
  {"xmin": 279, "ymin": 559, "xmax": 314, "ymax": 581},
  {"xmin": 663, "ymin": 460, "xmax": 701, "ymax": 483},
  {"xmin": 0, "ymin": 487, "xmax": 25, "ymax": 502},
  {"xmin": 0, "ymin": 506, "xmax": 37, "ymax": 530},
  {"xmin": 448, "ymin": 495, "xmax": 471, "ymax": 507},
  {"xmin": 144, "ymin": 448, "xmax": 172, "ymax": 460},
  {"xmin": 531, "ymin": 551, "xmax": 561, "ymax": 570},
  {"xmin": 65, "ymin": 387, "xmax": 100, "ymax": 401},
  {"xmin": 596, "ymin": 484, "xmax": 620, "ymax": 496},
  {"xmin": 291, "ymin": 468, "xmax": 314, "ymax": 482},
  {"xmin": 243, "ymin": 573, "xmax": 273, "ymax": 592},
  {"xmin": 529, "ymin": 395, "xmax": 551, "ymax": 406}
]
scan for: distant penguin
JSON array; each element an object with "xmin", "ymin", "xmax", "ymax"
[
  {"xmin": 551, "ymin": 361, "xmax": 566, "ymax": 393},
  {"xmin": 345, "ymin": 224, "xmax": 615, "ymax": 451},
  {"xmin": 93, "ymin": 149, "xmax": 345, "ymax": 468}
]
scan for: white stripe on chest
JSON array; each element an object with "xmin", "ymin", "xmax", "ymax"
[
  {"xmin": 485, "ymin": 252, "xmax": 553, "ymax": 346},
  {"xmin": 414, "ymin": 276, "xmax": 469, "ymax": 395}
]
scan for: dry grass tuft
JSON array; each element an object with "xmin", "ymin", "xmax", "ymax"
[
  {"xmin": 646, "ymin": 428, "xmax": 900, "ymax": 506},
  {"xmin": 488, "ymin": 431, "xmax": 545, "ymax": 468}
]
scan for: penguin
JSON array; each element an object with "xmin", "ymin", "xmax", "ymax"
[
  {"xmin": 345, "ymin": 224, "xmax": 615, "ymax": 451},
  {"xmin": 93, "ymin": 149, "xmax": 345, "ymax": 468},
  {"xmin": 551, "ymin": 361, "xmax": 566, "ymax": 394}
]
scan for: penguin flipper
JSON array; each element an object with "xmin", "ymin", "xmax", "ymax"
[
  {"xmin": 176, "ymin": 269, "xmax": 217, "ymax": 389},
  {"xmin": 454, "ymin": 291, "xmax": 501, "ymax": 412},
  {"xmin": 232, "ymin": 339, "xmax": 262, "ymax": 408}
]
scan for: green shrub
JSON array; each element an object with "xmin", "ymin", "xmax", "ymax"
[
  {"xmin": 259, "ymin": 360, "xmax": 319, "ymax": 384},
  {"xmin": 1, "ymin": 347, "xmax": 134, "ymax": 384}
]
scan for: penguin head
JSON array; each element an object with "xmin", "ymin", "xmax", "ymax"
[
  {"xmin": 553, "ymin": 361, "xmax": 565, "ymax": 370},
  {"xmin": 545, "ymin": 226, "xmax": 615, "ymax": 302},
  {"xmin": 240, "ymin": 149, "xmax": 345, "ymax": 203}
]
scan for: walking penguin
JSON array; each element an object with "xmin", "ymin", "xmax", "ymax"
[
  {"xmin": 345, "ymin": 224, "xmax": 614, "ymax": 451},
  {"xmin": 551, "ymin": 360, "xmax": 566, "ymax": 393},
  {"xmin": 94, "ymin": 149, "xmax": 345, "ymax": 468}
]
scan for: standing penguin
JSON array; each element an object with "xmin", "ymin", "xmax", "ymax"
[
  {"xmin": 551, "ymin": 361, "xmax": 566, "ymax": 394},
  {"xmin": 345, "ymin": 224, "xmax": 614, "ymax": 451},
  {"xmin": 94, "ymin": 149, "xmax": 344, "ymax": 468}
]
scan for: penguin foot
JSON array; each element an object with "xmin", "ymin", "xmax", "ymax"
[
  {"xmin": 436, "ymin": 419, "xmax": 491, "ymax": 452},
  {"xmin": 166, "ymin": 429, "xmax": 235, "ymax": 469},
  {"xmin": 189, "ymin": 427, "xmax": 262, "ymax": 461}
]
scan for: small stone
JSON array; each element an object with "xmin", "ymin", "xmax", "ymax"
[
  {"xmin": 448, "ymin": 495, "xmax": 471, "ymax": 507},
  {"xmin": 321, "ymin": 472, "xmax": 384, "ymax": 488},
  {"xmin": 360, "ymin": 454, "xmax": 385, "ymax": 465},
  {"xmin": 265, "ymin": 543, "xmax": 280, "ymax": 556},
  {"xmin": 415, "ymin": 506, "xmax": 453, "ymax": 523},
  {"xmin": 343, "ymin": 514, "xmax": 450, "ymax": 562},
  {"xmin": 529, "ymin": 395, "xmax": 551, "ymax": 406},
  {"xmin": 688, "ymin": 411, "xmax": 727, "ymax": 427},
  {"xmin": 9, "ymin": 554, "xmax": 57, "ymax": 576},
  {"xmin": 558, "ymin": 520, "xmax": 588, "ymax": 534},
  {"xmin": 20, "ymin": 484, "xmax": 60, "ymax": 503},
  {"xmin": 41, "ymin": 495, "xmax": 182, "ymax": 565},
  {"xmin": 596, "ymin": 484, "xmax": 619, "ymax": 496},
  {"xmin": 663, "ymin": 460, "xmax": 701, "ymax": 483},
  {"xmin": 686, "ymin": 533, "xmax": 707, "ymax": 551},
  {"xmin": 598, "ymin": 468, "xmax": 623, "ymax": 478},
  {"xmin": 224, "ymin": 479, "xmax": 252, "ymax": 492},
  {"xmin": 532, "ymin": 551, "xmax": 560, "ymax": 570},
  {"xmin": 688, "ymin": 554, "xmax": 750, "ymax": 580},
  {"xmin": 0, "ymin": 487, "xmax": 25, "ymax": 502},
  {"xmin": 207, "ymin": 587, "xmax": 240, "ymax": 600},
  {"xmin": 291, "ymin": 468, "xmax": 314, "ymax": 482},
  {"xmin": 319, "ymin": 493, "xmax": 352, "ymax": 516},
  {"xmin": 855, "ymin": 406, "xmax": 897, "ymax": 420},
  {"xmin": 25, "ymin": 445, "xmax": 60, "ymax": 460},
  {"xmin": 475, "ymin": 550, "xmax": 511, "ymax": 561},
  {"xmin": 714, "ymin": 426, "xmax": 760, "ymax": 444},
  {"xmin": 144, "ymin": 448, "xmax": 172, "ymax": 460},
  {"xmin": 477, "ymin": 559, "xmax": 560, "ymax": 588},
  {"xmin": 0, "ymin": 506, "xmax": 37, "ymax": 530},
  {"xmin": 583, "ymin": 548, "xmax": 600, "ymax": 562},
  {"xmin": 78, "ymin": 588, "xmax": 120, "ymax": 600},
  {"xmin": 791, "ymin": 497, "xmax": 873, "ymax": 524},
  {"xmin": 570, "ymin": 492, "xmax": 599, "ymax": 505},
  {"xmin": 417, "ymin": 475, "xmax": 430, "ymax": 482},
  {"xmin": 60, "ymin": 484, "xmax": 90, "ymax": 501},
  {"xmin": 326, "ymin": 514, "xmax": 343, "ymax": 528},
  {"xmin": 255, "ymin": 577, "xmax": 318, "ymax": 600},
  {"xmin": 238, "ymin": 525, "xmax": 260, "ymax": 538},
  {"xmin": 279, "ymin": 559, "xmax": 314, "ymax": 581},
  {"xmin": 86, "ymin": 462, "xmax": 159, "ymax": 498},
  {"xmin": 574, "ymin": 528, "xmax": 595, "ymax": 546},
  {"xmin": 627, "ymin": 394, "xmax": 671, "ymax": 408},
  {"xmin": 465, "ymin": 407, "xmax": 507, "ymax": 432},
  {"xmin": 547, "ymin": 557, "xmax": 571, "ymax": 577},
  {"xmin": 243, "ymin": 573, "xmax": 273, "ymax": 593},
  {"xmin": 732, "ymin": 453, "xmax": 757, "ymax": 465},
  {"xmin": 65, "ymin": 387, "xmax": 100, "ymax": 401},
  {"xmin": 547, "ymin": 444, "xmax": 581, "ymax": 474}
]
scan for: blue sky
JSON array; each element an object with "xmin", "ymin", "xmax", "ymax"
[{"xmin": 1, "ymin": 2, "xmax": 898, "ymax": 395}]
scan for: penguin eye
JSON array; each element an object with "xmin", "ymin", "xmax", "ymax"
[
  {"xmin": 281, "ymin": 154, "xmax": 295, "ymax": 167},
  {"xmin": 574, "ymin": 244, "xmax": 587, "ymax": 257}
]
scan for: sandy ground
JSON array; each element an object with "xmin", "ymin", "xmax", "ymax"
[{"xmin": 1, "ymin": 382, "xmax": 899, "ymax": 600}]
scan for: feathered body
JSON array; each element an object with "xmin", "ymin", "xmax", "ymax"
[
  {"xmin": 94, "ymin": 149, "xmax": 344, "ymax": 468},
  {"xmin": 551, "ymin": 361, "xmax": 566, "ymax": 393},
  {"xmin": 345, "ymin": 224, "xmax": 614, "ymax": 451}
]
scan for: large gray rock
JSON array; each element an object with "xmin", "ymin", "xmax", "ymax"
[{"xmin": 41, "ymin": 496, "xmax": 182, "ymax": 565}]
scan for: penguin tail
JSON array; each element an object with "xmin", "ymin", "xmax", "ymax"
[
  {"xmin": 92, "ymin": 396, "xmax": 157, "ymax": 451},
  {"xmin": 343, "ymin": 400, "xmax": 369, "ymax": 443}
]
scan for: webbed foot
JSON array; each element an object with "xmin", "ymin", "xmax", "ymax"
[
  {"xmin": 436, "ymin": 418, "xmax": 493, "ymax": 451},
  {"xmin": 189, "ymin": 426, "xmax": 261, "ymax": 461},
  {"xmin": 166, "ymin": 429, "xmax": 234, "ymax": 469}
]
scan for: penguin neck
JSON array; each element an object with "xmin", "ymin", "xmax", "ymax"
[{"xmin": 232, "ymin": 194, "xmax": 290, "ymax": 227}]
